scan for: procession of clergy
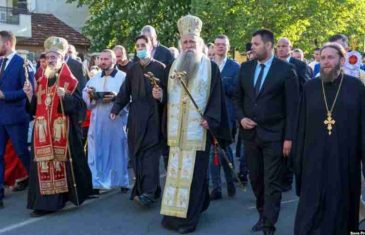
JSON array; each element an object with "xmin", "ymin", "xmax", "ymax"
[{"xmin": 1, "ymin": 14, "xmax": 365, "ymax": 235}]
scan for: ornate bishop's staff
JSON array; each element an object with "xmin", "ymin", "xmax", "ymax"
[
  {"xmin": 23, "ymin": 59, "xmax": 30, "ymax": 84},
  {"xmin": 55, "ymin": 73, "xmax": 80, "ymax": 206},
  {"xmin": 170, "ymin": 70, "xmax": 246, "ymax": 190}
]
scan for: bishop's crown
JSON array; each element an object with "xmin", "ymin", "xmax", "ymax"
[
  {"xmin": 177, "ymin": 15, "xmax": 202, "ymax": 37},
  {"xmin": 44, "ymin": 36, "xmax": 68, "ymax": 56}
]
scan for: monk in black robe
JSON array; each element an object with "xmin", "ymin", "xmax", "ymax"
[
  {"xmin": 160, "ymin": 15, "xmax": 231, "ymax": 234},
  {"xmin": 294, "ymin": 43, "xmax": 365, "ymax": 234},
  {"xmin": 24, "ymin": 37, "xmax": 92, "ymax": 217},
  {"xmin": 111, "ymin": 35, "xmax": 166, "ymax": 206}
]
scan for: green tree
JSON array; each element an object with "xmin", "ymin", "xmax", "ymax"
[
  {"xmin": 192, "ymin": 0, "xmax": 365, "ymax": 54},
  {"xmin": 67, "ymin": 0, "xmax": 191, "ymax": 51},
  {"xmin": 69, "ymin": 0, "xmax": 365, "ymax": 55}
]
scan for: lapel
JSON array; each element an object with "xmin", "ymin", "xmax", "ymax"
[
  {"xmin": 221, "ymin": 59, "xmax": 231, "ymax": 76},
  {"xmin": 4, "ymin": 54, "xmax": 18, "ymax": 76},
  {"xmin": 154, "ymin": 46, "xmax": 161, "ymax": 59},
  {"xmin": 0, "ymin": 55, "xmax": 18, "ymax": 87},
  {"xmin": 247, "ymin": 60, "xmax": 257, "ymax": 99},
  {"xmin": 256, "ymin": 57, "xmax": 277, "ymax": 99}
]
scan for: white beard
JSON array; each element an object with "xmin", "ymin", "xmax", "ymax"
[
  {"xmin": 44, "ymin": 64, "xmax": 61, "ymax": 79},
  {"xmin": 175, "ymin": 51, "xmax": 202, "ymax": 80}
]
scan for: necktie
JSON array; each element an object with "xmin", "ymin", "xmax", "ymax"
[
  {"xmin": 254, "ymin": 64, "xmax": 265, "ymax": 97},
  {"xmin": 0, "ymin": 58, "xmax": 8, "ymax": 79}
]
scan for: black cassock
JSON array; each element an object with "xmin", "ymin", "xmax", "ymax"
[
  {"xmin": 161, "ymin": 61, "xmax": 232, "ymax": 232},
  {"xmin": 27, "ymin": 77, "xmax": 92, "ymax": 211},
  {"xmin": 111, "ymin": 60, "xmax": 166, "ymax": 200},
  {"xmin": 294, "ymin": 75, "xmax": 365, "ymax": 235}
]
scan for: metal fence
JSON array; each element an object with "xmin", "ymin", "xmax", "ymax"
[{"xmin": 0, "ymin": 6, "xmax": 29, "ymax": 25}]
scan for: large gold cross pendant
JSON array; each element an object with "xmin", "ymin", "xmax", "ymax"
[{"xmin": 324, "ymin": 112, "xmax": 335, "ymax": 135}]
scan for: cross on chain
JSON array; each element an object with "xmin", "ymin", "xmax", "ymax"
[{"xmin": 324, "ymin": 112, "xmax": 335, "ymax": 135}]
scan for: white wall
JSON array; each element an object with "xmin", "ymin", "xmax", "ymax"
[
  {"xmin": 1, "ymin": 14, "xmax": 32, "ymax": 37},
  {"xmin": 0, "ymin": 0, "xmax": 13, "ymax": 7},
  {"xmin": 31, "ymin": 0, "xmax": 89, "ymax": 32}
]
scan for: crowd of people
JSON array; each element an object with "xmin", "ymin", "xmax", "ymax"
[{"xmin": 1, "ymin": 14, "xmax": 365, "ymax": 235}]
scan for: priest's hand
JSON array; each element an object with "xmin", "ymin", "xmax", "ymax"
[
  {"xmin": 201, "ymin": 119, "xmax": 209, "ymax": 129},
  {"xmin": 110, "ymin": 113, "xmax": 116, "ymax": 120},
  {"xmin": 283, "ymin": 140, "xmax": 292, "ymax": 157},
  {"xmin": 0, "ymin": 90, "xmax": 4, "ymax": 99},
  {"xmin": 240, "ymin": 118, "xmax": 257, "ymax": 129},
  {"xmin": 23, "ymin": 80, "xmax": 33, "ymax": 101},
  {"xmin": 152, "ymin": 85, "xmax": 163, "ymax": 101},
  {"xmin": 86, "ymin": 87, "xmax": 95, "ymax": 99},
  {"xmin": 57, "ymin": 87, "xmax": 66, "ymax": 98},
  {"xmin": 103, "ymin": 92, "xmax": 116, "ymax": 103}
]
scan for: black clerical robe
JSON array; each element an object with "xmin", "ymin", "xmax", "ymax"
[
  {"xmin": 161, "ymin": 61, "xmax": 232, "ymax": 232},
  {"xmin": 294, "ymin": 74, "xmax": 365, "ymax": 234},
  {"xmin": 27, "ymin": 65, "xmax": 92, "ymax": 212},
  {"xmin": 111, "ymin": 59, "xmax": 166, "ymax": 200}
]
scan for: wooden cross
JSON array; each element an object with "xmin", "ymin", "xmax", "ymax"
[
  {"xmin": 37, "ymin": 84, "xmax": 46, "ymax": 105},
  {"xmin": 324, "ymin": 112, "xmax": 335, "ymax": 135},
  {"xmin": 144, "ymin": 72, "xmax": 160, "ymax": 87}
]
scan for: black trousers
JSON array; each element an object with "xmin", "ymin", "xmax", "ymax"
[{"xmin": 244, "ymin": 136, "xmax": 284, "ymax": 227}]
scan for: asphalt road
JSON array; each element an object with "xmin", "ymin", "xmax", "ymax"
[{"xmin": 0, "ymin": 169, "xmax": 299, "ymax": 235}]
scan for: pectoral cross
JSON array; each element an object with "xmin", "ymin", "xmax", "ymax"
[
  {"xmin": 37, "ymin": 85, "xmax": 46, "ymax": 105},
  {"xmin": 324, "ymin": 112, "xmax": 335, "ymax": 135}
]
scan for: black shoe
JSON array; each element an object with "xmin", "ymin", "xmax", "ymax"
[
  {"xmin": 91, "ymin": 189, "xmax": 100, "ymax": 195},
  {"xmin": 120, "ymin": 187, "xmax": 129, "ymax": 193},
  {"xmin": 263, "ymin": 226, "xmax": 275, "ymax": 235},
  {"xmin": 0, "ymin": 200, "xmax": 3, "ymax": 209},
  {"xmin": 210, "ymin": 189, "xmax": 222, "ymax": 200},
  {"xmin": 178, "ymin": 226, "xmax": 196, "ymax": 234},
  {"xmin": 30, "ymin": 210, "xmax": 53, "ymax": 217},
  {"xmin": 237, "ymin": 173, "xmax": 248, "ymax": 185},
  {"xmin": 252, "ymin": 217, "xmax": 264, "ymax": 232},
  {"xmin": 227, "ymin": 182, "xmax": 236, "ymax": 197},
  {"xmin": 134, "ymin": 195, "xmax": 154, "ymax": 207},
  {"xmin": 13, "ymin": 178, "xmax": 29, "ymax": 192}
]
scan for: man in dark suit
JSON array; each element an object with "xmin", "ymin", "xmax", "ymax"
[
  {"xmin": 277, "ymin": 37, "xmax": 311, "ymax": 93},
  {"xmin": 140, "ymin": 25, "xmax": 174, "ymax": 66},
  {"xmin": 233, "ymin": 29, "xmax": 299, "ymax": 235},
  {"xmin": 276, "ymin": 37, "xmax": 312, "ymax": 191},
  {"xmin": 0, "ymin": 31, "xmax": 34, "ymax": 208}
]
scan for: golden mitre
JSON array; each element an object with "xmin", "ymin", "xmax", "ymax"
[
  {"xmin": 177, "ymin": 14, "xmax": 202, "ymax": 37},
  {"xmin": 44, "ymin": 36, "xmax": 68, "ymax": 56}
]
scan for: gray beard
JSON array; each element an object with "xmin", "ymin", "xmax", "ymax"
[
  {"xmin": 176, "ymin": 51, "xmax": 200, "ymax": 81},
  {"xmin": 44, "ymin": 66, "xmax": 57, "ymax": 79},
  {"xmin": 320, "ymin": 64, "xmax": 342, "ymax": 83}
]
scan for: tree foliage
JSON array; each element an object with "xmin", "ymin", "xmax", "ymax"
[
  {"xmin": 67, "ymin": 0, "xmax": 191, "ymax": 51},
  {"xmin": 68, "ymin": 0, "xmax": 365, "ymax": 55}
]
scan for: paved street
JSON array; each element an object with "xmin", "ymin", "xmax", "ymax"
[{"xmin": 0, "ymin": 168, "xmax": 298, "ymax": 235}]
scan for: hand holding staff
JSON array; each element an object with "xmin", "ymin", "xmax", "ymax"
[
  {"xmin": 170, "ymin": 70, "xmax": 246, "ymax": 190},
  {"xmin": 145, "ymin": 72, "xmax": 163, "ymax": 101}
]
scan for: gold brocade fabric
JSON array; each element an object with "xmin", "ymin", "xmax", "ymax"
[{"xmin": 161, "ymin": 55, "xmax": 211, "ymax": 218}]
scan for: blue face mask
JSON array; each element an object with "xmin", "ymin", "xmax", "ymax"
[{"xmin": 136, "ymin": 49, "xmax": 149, "ymax": 60}]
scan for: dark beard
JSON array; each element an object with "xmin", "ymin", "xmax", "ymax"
[
  {"xmin": 320, "ymin": 63, "xmax": 341, "ymax": 83},
  {"xmin": 176, "ymin": 51, "xmax": 200, "ymax": 80}
]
